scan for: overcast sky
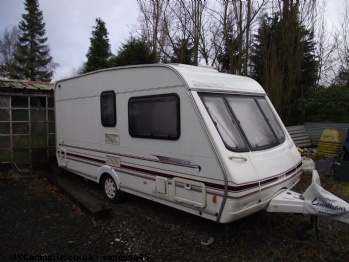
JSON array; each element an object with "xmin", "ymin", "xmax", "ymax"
[
  {"xmin": 0, "ymin": 0, "xmax": 347, "ymax": 82},
  {"xmin": 0, "ymin": 0, "xmax": 139, "ymax": 81}
]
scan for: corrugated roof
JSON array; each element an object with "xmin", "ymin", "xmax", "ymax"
[
  {"xmin": 305, "ymin": 122, "xmax": 349, "ymax": 145},
  {"xmin": 286, "ymin": 125, "xmax": 312, "ymax": 147},
  {"xmin": 0, "ymin": 79, "xmax": 53, "ymax": 91}
]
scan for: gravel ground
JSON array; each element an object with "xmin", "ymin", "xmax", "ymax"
[{"xmin": 1, "ymin": 171, "xmax": 349, "ymax": 262}]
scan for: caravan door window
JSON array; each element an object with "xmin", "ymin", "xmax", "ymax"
[
  {"xmin": 100, "ymin": 91, "xmax": 116, "ymax": 127},
  {"xmin": 199, "ymin": 93, "xmax": 285, "ymax": 152},
  {"xmin": 128, "ymin": 94, "xmax": 180, "ymax": 140}
]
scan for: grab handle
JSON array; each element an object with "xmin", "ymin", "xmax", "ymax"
[{"xmin": 228, "ymin": 156, "xmax": 247, "ymax": 161}]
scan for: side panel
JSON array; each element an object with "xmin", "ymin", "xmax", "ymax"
[
  {"xmin": 54, "ymin": 67, "xmax": 226, "ymax": 222},
  {"xmin": 115, "ymin": 87, "xmax": 225, "ymax": 220}
]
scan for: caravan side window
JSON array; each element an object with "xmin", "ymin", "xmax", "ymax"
[
  {"xmin": 128, "ymin": 94, "xmax": 180, "ymax": 140},
  {"xmin": 100, "ymin": 91, "xmax": 116, "ymax": 127}
]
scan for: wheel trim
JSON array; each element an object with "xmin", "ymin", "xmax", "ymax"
[{"xmin": 104, "ymin": 178, "xmax": 116, "ymax": 199}]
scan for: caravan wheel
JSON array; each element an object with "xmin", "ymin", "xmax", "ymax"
[{"xmin": 102, "ymin": 174, "xmax": 123, "ymax": 203}]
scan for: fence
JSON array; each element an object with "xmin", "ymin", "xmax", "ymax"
[{"xmin": 286, "ymin": 122, "xmax": 349, "ymax": 147}]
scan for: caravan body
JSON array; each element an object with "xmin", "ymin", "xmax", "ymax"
[{"xmin": 54, "ymin": 64, "xmax": 302, "ymax": 223}]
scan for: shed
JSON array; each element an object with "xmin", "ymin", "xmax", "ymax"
[
  {"xmin": 0, "ymin": 79, "xmax": 55, "ymax": 172},
  {"xmin": 286, "ymin": 125, "xmax": 312, "ymax": 148}
]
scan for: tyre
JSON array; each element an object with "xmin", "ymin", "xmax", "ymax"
[
  {"xmin": 102, "ymin": 174, "xmax": 123, "ymax": 203},
  {"xmin": 296, "ymin": 222, "xmax": 313, "ymax": 241}
]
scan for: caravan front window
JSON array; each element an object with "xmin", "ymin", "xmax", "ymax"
[
  {"xmin": 200, "ymin": 96, "xmax": 248, "ymax": 151},
  {"xmin": 199, "ymin": 93, "xmax": 285, "ymax": 152}
]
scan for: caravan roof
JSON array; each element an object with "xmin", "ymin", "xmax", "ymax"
[
  {"xmin": 171, "ymin": 64, "xmax": 265, "ymax": 94},
  {"xmin": 55, "ymin": 64, "xmax": 265, "ymax": 95}
]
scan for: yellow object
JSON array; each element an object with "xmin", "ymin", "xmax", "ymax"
[
  {"xmin": 297, "ymin": 147, "xmax": 304, "ymax": 153},
  {"xmin": 319, "ymin": 128, "xmax": 346, "ymax": 143},
  {"xmin": 317, "ymin": 129, "xmax": 345, "ymax": 157}
]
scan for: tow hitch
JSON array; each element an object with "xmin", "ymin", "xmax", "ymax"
[{"xmin": 267, "ymin": 170, "xmax": 349, "ymax": 240}]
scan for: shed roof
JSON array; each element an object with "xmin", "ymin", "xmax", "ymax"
[{"xmin": 0, "ymin": 79, "xmax": 53, "ymax": 91}]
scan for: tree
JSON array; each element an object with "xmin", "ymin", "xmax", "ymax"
[
  {"xmin": 174, "ymin": 0, "xmax": 205, "ymax": 65},
  {"xmin": 12, "ymin": 0, "xmax": 57, "ymax": 81},
  {"xmin": 0, "ymin": 26, "xmax": 20, "ymax": 78},
  {"xmin": 168, "ymin": 37, "xmax": 194, "ymax": 64},
  {"xmin": 314, "ymin": 1, "xmax": 337, "ymax": 86},
  {"xmin": 82, "ymin": 18, "xmax": 112, "ymax": 73},
  {"xmin": 333, "ymin": 0, "xmax": 349, "ymax": 88},
  {"xmin": 136, "ymin": 0, "xmax": 220, "ymax": 66},
  {"xmin": 217, "ymin": 25, "xmax": 239, "ymax": 73},
  {"xmin": 136, "ymin": 0, "xmax": 168, "ymax": 62},
  {"xmin": 335, "ymin": 68, "xmax": 349, "ymax": 88},
  {"xmin": 165, "ymin": 0, "xmax": 215, "ymax": 66},
  {"xmin": 303, "ymin": 85, "xmax": 349, "ymax": 122},
  {"xmin": 109, "ymin": 37, "xmax": 155, "ymax": 67},
  {"xmin": 250, "ymin": 1, "xmax": 318, "ymax": 125},
  {"xmin": 215, "ymin": 1, "xmax": 267, "ymax": 75}
]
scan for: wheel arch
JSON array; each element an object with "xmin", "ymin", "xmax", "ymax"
[{"xmin": 97, "ymin": 165, "xmax": 121, "ymax": 190}]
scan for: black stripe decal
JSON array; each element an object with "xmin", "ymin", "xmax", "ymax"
[
  {"xmin": 63, "ymin": 150, "xmax": 301, "ymax": 196},
  {"xmin": 60, "ymin": 143, "xmax": 201, "ymax": 171}
]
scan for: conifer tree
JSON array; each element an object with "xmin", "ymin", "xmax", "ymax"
[
  {"xmin": 82, "ymin": 18, "xmax": 112, "ymax": 73},
  {"xmin": 169, "ymin": 38, "xmax": 194, "ymax": 65},
  {"xmin": 250, "ymin": 3, "xmax": 318, "ymax": 125},
  {"xmin": 12, "ymin": 0, "xmax": 56, "ymax": 81},
  {"xmin": 109, "ymin": 37, "xmax": 155, "ymax": 67}
]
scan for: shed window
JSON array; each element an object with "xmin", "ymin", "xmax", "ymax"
[
  {"xmin": 101, "ymin": 91, "xmax": 116, "ymax": 127},
  {"xmin": 0, "ymin": 96, "xmax": 10, "ymax": 108},
  {"xmin": 128, "ymin": 94, "xmax": 180, "ymax": 140},
  {"xmin": 30, "ymin": 97, "xmax": 46, "ymax": 108},
  {"xmin": 11, "ymin": 96, "xmax": 28, "ymax": 108}
]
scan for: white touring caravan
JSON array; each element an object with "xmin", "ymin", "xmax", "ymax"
[{"xmin": 54, "ymin": 64, "xmax": 304, "ymax": 224}]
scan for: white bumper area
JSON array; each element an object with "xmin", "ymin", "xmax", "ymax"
[{"xmin": 267, "ymin": 170, "xmax": 349, "ymax": 224}]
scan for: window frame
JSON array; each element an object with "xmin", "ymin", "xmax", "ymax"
[
  {"xmin": 100, "ymin": 90, "xmax": 116, "ymax": 127},
  {"xmin": 225, "ymin": 95, "xmax": 280, "ymax": 151},
  {"xmin": 199, "ymin": 93, "xmax": 285, "ymax": 152},
  {"xmin": 255, "ymin": 97, "xmax": 285, "ymax": 144},
  {"xmin": 200, "ymin": 94, "xmax": 249, "ymax": 152},
  {"xmin": 128, "ymin": 93, "xmax": 180, "ymax": 140}
]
